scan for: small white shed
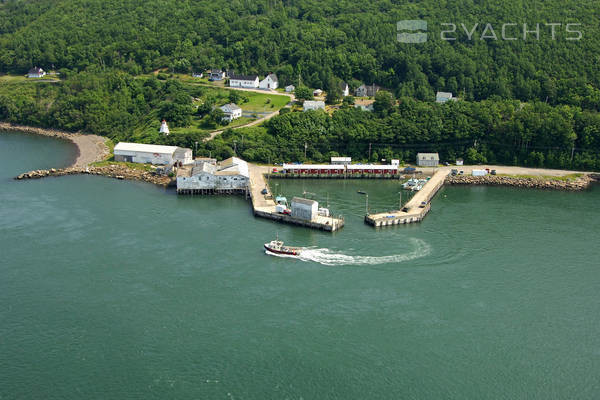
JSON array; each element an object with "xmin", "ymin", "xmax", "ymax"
[{"xmin": 291, "ymin": 197, "xmax": 318, "ymax": 221}]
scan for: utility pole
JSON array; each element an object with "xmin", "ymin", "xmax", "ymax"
[
  {"xmin": 194, "ymin": 141, "xmax": 198, "ymax": 157},
  {"xmin": 398, "ymin": 191, "xmax": 402, "ymax": 210},
  {"xmin": 304, "ymin": 142, "xmax": 308, "ymax": 159},
  {"xmin": 368, "ymin": 143, "xmax": 372, "ymax": 161},
  {"xmin": 233, "ymin": 140, "xmax": 237, "ymax": 155},
  {"xmin": 241, "ymin": 135, "xmax": 244, "ymax": 152}
]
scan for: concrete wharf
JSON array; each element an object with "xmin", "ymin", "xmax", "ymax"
[
  {"xmin": 364, "ymin": 170, "xmax": 449, "ymax": 227},
  {"xmin": 249, "ymin": 164, "xmax": 344, "ymax": 232}
]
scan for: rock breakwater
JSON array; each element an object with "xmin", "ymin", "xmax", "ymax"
[
  {"xmin": 446, "ymin": 174, "xmax": 592, "ymax": 191},
  {"xmin": 15, "ymin": 165, "xmax": 172, "ymax": 186}
]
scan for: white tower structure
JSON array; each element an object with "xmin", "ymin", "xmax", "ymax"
[{"xmin": 159, "ymin": 119, "xmax": 170, "ymax": 135}]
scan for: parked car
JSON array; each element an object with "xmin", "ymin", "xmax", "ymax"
[
  {"xmin": 451, "ymin": 169, "xmax": 458, "ymax": 176},
  {"xmin": 261, "ymin": 188, "xmax": 268, "ymax": 195},
  {"xmin": 491, "ymin": 169, "xmax": 497, "ymax": 175}
]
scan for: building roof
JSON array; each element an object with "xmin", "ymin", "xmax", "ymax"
[
  {"xmin": 220, "ymin": 103, "xmax": 242, "ymax": 113},
  {"xmin": 262, "ymin": 73, "xmax": 278, "ymax": 82},
  {"xmin": 303, "ymin": 100, "xmax": 325, "ymax": 109},
  {"xmin": 216, "ymin": 157, "xmax": 249, "ymax": 177},
  {"xmin": 285, "ymin": 85, "xmax": 295, "ymax": 89},
  {"xmin": 28, "ymin": 67, "xmax": 44, "ymax": 74},
  {"xmin": 292, "ymin": 197, "xmax": 318, "ymax": 206},
  {"xmin": 339, "ymin": 81, "xmax": 348, "ymax": 90},
  {"xmin": 331, "ymin": 157, "xmax": 351, "ymax": 162},
  {"xmin": 436, "ymin": 92, "xmax": 454, "ymax": 102},
  {"xmin": 417, "ymin": 152, "xmax": 440, "ymax": 160},
  {"xmin": 229, "ymin": 73, "xmax": 259, "ymax": 81},
  {"xmin": 114, "ymin": 142, "xmax": 179, "ymax": 155}
]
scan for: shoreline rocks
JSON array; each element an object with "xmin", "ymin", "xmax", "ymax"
[
  {"xmin": 15, "ymin": 165, "xmax": 173, "ymax": 187},
  {"xmin": 445, "ymin": 174, "xmax": 593, "ymax": 191}
]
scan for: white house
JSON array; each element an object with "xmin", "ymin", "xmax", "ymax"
[
  {"xmin": 159, "ymin": 119, "xmax": 170, "ymax": 135},
  {"xmin": 355, "ymin": 84, "xmax": 380, "ymax": 97},
  {"xmin": 331, "ymin": 157, "xmax": 351, "ymax": 165},
  {"xmin": 416, "ymin": 153, "xmax": 440, "ymax": 167},
  {"xmin": 285, "ymin": 85, "xmax": 295, "ymax": 92},
  {"xmin": 303, "ymin": 100, "xmax": 325, "ymax": 112},
  {"xmin": 229, "ymin": 73, "xmax": 259, "ymax": 88},
  {"xmin": 259, "ymin": 73, "xmax": 278, "ymax": 90},
  {"xmin": 114, "ymin": 142, "xmax": 193, "ymax": 165},
  {"xmin": 176, "ymin": 157, "xmax": 249, "ymax": 192},
  {"xmin": 28, "ymin": 67, "xmax": 45, "ymax": 78},
  {"xmin": 192, "ymin": 72, "xmax": 203, "ymax": 78},
  {"xmin": 313, "ymin": 89, "xmax": 323, "ymax": 96},
  {"xmin": 340, "ymin": 82, "xmax": 349, "ymax": 97},
  {"xmin": 220, "ymin": 103, "xmax": 242, "ymax": 122},
  {"xmin": 291, "ymin": 197, "xmax": 318, "ymax": 221},
  {"xmin": 436, "ymin": 91, "xmax": 455, "ymax": 103}
]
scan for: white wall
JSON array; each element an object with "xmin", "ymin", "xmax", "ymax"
[{"xmin": 230, "ymin": 78, "xmax": 259, "ymax": 88}]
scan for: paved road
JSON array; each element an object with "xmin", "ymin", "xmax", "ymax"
[{"xmin": 199, "ymin": 85, "xmax": 295, "ymax": 141}]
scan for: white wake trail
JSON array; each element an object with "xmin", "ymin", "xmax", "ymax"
[{"xmin": 266, "ymin": 238, "xmax": 431, "ymax": 266}]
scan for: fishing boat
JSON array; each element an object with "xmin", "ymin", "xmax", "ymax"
[
  {"xmin": 264, "ymin": 237, "xmax": 303, "ymax": 256},
  {"xmin": 357, "ymin": 190, "xmax": 366, "ymax": 194}
]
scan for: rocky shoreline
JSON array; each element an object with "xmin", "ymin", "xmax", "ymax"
[
  {"xmin": 15, "ymin": 165, "xmax": 173, "ymax": 186},
  {"xmin": 446, "ymin": 174, "xmax": 595, "ymax": 191}
]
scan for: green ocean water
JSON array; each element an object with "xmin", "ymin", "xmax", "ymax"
[{"xmin": 1, "ymin": 131, "xmax": 600, "ymax": 399}]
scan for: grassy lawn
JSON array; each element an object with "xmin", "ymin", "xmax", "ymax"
[
  {"xmin": 0, "ymin": 74, "xmax": 59, "ymax": 83},
  {"xmin": 498, "ymin": 173, "xmax": 584, "ymax": 181}
]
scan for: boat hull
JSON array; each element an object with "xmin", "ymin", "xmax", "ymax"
[{"xmin": 264, "ymin": 244, "xmax": 300, "ymax": 256}]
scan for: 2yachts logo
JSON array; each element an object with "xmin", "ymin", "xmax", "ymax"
[{"xmin": 397, "ymin": 21, "xmax": 583, "ymax": 43}]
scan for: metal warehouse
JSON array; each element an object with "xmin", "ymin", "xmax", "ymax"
[{"xmin": 114, "ymin": 142, "xmax": 193, "ymax": 165}]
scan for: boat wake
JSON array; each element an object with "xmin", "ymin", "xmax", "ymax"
[{"xmin": 266, "ymin": 238, "xmax": 431, "ymax": 266}]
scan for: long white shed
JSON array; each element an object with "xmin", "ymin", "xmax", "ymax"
[{"xmin": 114, "ymin": 142, "xmax": 193, "ymax": 165}]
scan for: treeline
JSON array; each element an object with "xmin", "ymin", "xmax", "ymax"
[
  {"xmin": 1, "ymin": 0, "xmax": 599, "ymax": 109},
  {"xmin": 199, "ymin": 98, "xmax": 600, "ymax": 171}
]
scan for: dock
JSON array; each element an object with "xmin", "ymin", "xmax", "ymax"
[
  {"xmin": 364, "ymin": 169, "xmax": 449, "ymax": 227},
  {"xmin": 248, "ymin": 164, "xmax": 344, "ymax": 232}
]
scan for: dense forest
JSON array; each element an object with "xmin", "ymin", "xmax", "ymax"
[
  {"xmin": 1, "ymin": 0, "xmax": 600, "ymax": 170},
  {"xmin": 1, "ymin": 0, "xmax": 599, "ymax": 107}
]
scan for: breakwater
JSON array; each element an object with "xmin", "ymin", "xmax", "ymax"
[
  {"xmin": 14, "ymin": 165, "xmax": 172, "ymax": 186},
  {"xmin": 446, "ymin": 174, "xmax": 593, "ymax": 191},
  {"xmin": 365, "ymin": 170, "xmax": 448, "ymax": 227}
]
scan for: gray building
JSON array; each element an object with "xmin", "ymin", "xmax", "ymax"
[
  {"xmin": 417, "ymin": 153, "xmax": 440, "ymax": 167},
  {"xmin": 291, "ymin": 197, "xmax": 319, "ymax": 221}
]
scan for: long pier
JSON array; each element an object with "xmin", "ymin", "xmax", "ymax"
[
  {"xmin": 364, "ymin": 170, "xmax": 449, "ymax": 227},
  {"xmin": 248, "ymin": 164, "xmax": 344, "ymax": 232}
]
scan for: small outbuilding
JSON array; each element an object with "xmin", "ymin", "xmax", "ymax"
[
  {"xmin": 303, "ymin": 100, "xmax": 325, "ymax": 112},
  {"xmin": 456, "ymin": 158, "xmax": 464, "ymax": 166},
  {"xmin": 436, "ymin": 91, "xmax": 455, "ymax": 103},
  {"xmin": 291, "ymin": 197, "xmax": 318, "ymax": 221},
  {"xmin": 417, "ymin": 153, "xmax": 440, "ymax": 167},
  {"xmin": 285, "ymin": 85, "xmax": 295, "ymax": 92},
  {"xmin": 28, "ymin": 67, "xmax": 46, "ymax": 78},
  {"xmin": 331, "ymin": 157, "xmax": 351, "ymax": 165},
  {"xmin": 114, "ymin": 142, "xmax": 193, "ymax": 165}
]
